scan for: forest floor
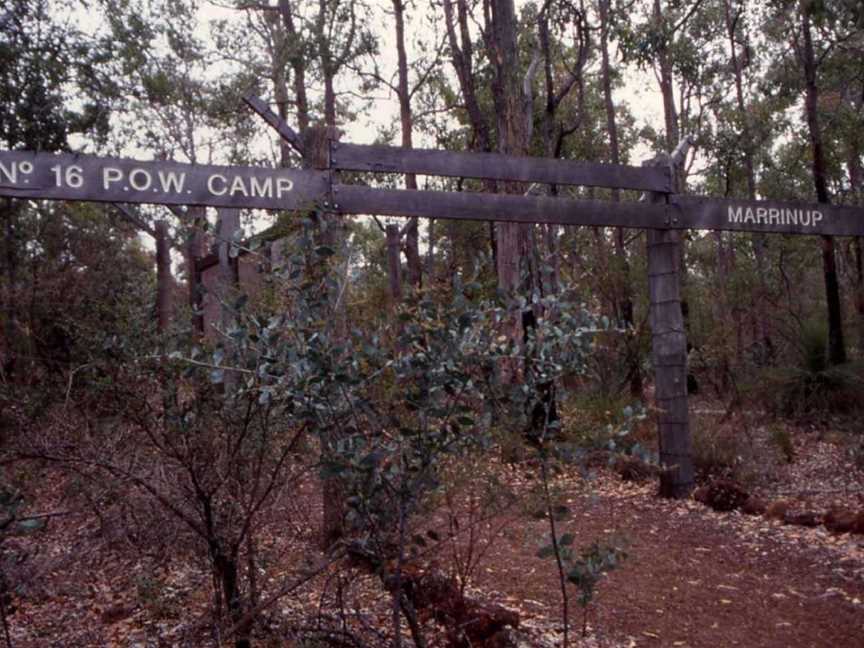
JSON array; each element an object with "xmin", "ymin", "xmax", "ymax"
[{"xmin": 3, "ymin": 399, "xmax": 864, "ymax": 648}]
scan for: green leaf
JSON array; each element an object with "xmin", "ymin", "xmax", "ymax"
[
  {"xmin": 17, "ymin": 518, "xmax": 45, "ymax": 532},
  {"xmin": 537, "ymin": 545, "xmax": 556, "ymax": 559},
  {"xmin": 552, "ymin": 504, "xmax": 570, "ymax": 521}
]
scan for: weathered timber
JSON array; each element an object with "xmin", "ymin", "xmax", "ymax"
[
  {"xmin": 645, "ymin": 152, "xmax": 694, "ymax": 500},
  {"xmin": 671, "ymin": 196, "xmax": 864, "ymax": 236},
  {"xmin": 337, "ymin": 186, "xmax": 864, "ymax": 235},
  {"xmin": 155, "ymin": 220, "xmax": 171, "ymax": 333},
  {"xmin": 6, "ymin": 149, "xmax": 864, "ymax": 236},
  {"xmin": 216, "ymin": 208, "xmax": 241, "ymax": 392},
  {"xmin": 187, "ymin": 206, "xmax": 206, "ymax": 340},
  {"xmin": 334, "ymin": 185, "xmax": 668, "ymax": 227},
  {"xmin": 242, "ymin": 93, "xmax": 305, "ymax": 156},
  {"xmin": 385, "ymin": 223, "xmax": 402, "ymax": 304},
  {"xmin": 0, "ymin": 150, "xmax": 327, "ymax": 211},
  {"xmin": 331, "ymin": 141, "xmax": 671, "ymax": 192}
]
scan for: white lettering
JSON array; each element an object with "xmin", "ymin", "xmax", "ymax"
[
  {"xmin": 230, "ymin": 175, "xmax": 249, "ymax": 196},
  {"xmin": 812, "ymin": 210, "xmax": 823, "ymax": 226},
  {"xmin": 729, "ymin": 206, "xmax": 743, "ymax": 223},
  {"xmin": 276, "ymin": 177, "xmax": 293, "ymax": 198},
  {"xmin": 768, "ymin": 208, "xmax": 780, "ymax": 224},
  {"xmin": 103, "ymin": 167, "xmax": 123, "ymax": 190},
  {"xmin": 801, "ymin": 210, "xmax": 811, "ymax": 226},
  {"xmin": 744, "ymin": 208, "xmax": 756, "ymax": 224},
  {"xmin": 250, "ymin": 176, "xmax": 273, "ymax": 198},
  {"xmin": 129, "ymin": 168, "xmax": 152, "ymax": 191},
  {"xmin": 756, "ymin": 207, "xmax": 768, "ymax": 224},
  {"xmin": 0, "ymin": 161, "xmax": 16, "ymax": 184},
  {"xmin": 158, "ymin": 170, "xmax": 186, "ymax": 193},
  {"xmin": 208, "ymin": 174, "xmax": 227, "ymax": 196}
]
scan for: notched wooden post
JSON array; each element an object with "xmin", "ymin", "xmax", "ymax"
[
  {"xmin": 644, "ymin": 147, "xmax": 694, "ymax": 499},
  {"xmin": 304, "ymin": 124, "xmax": 349, "ymax": 550}
]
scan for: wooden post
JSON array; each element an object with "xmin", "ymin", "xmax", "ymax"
[
  {"xmin": 155, "ymin": 220, "xmax": 171, "ymax": 334},
  {"xmin": 645, "ymin": 150, "xmax": 694, "ymax": 499},
  {"xmin": 216, "ymin": 208, "xmax": 241, "ymax": 330},
  {"xmin": 306, "ymin": 125, "xmax": 347, "ymax": 550},
  {"xmin": 386, "ymin": 223, "xmax": 403, "ymax": 304},
  {"xmin": 216, "ymin": 208, "xmax": 240, "ymax": 393},
  {"xmin": 187, "ymin": 206, "xmax": 206, "ymax": 340}
]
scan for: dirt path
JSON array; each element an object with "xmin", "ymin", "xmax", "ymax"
[
  {"xmin": 474, "ymin": 475, "xmax": 864, "ymax": 647},
  {"xmin": 4, "ymin": 460, "xmax": 864, "ymax": 647}
]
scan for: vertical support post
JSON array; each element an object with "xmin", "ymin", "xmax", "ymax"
[
  {"xmin": 216, "ymin": 207, "xmax": 241, "ymax": 332},
  {"xmin": 308, "ymin": 126, "xmax": 347, "ymax": 550},
  {"xmin": 386, "ymin": 223, "xmax": 403, "ymax": 305},
  {"xmin": 216, "ymin": 208, "xmax": 241, "ymax": 393},
  {"xmin": 645, "ymin": 151, "xmax": 694, "ymax": 499},
  {"xmin": 155, "ymin": 220, "xmax": 171, "ymax": 334},
  {"xmin": 187, "ymin": 206, "xmax": 205, "ymax": 340}
]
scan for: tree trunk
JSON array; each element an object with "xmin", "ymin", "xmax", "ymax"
[
  {"xmin": 212, "ymin": 547, "xmax": 250, "ymax": 648},
  {"xmin": 800, "ymin": 7, "xmax": 846, "ymax": 365},
  {"xmin": 848, "ymin": 141, "xmax": 864, "ymax": 356},
  {"xmin": 724, "ymin": 0, "xmax": 771, "ymax": 362},
  {"xmin": 187, "ymin": 206, "xmax": 205, "ymax": 341},
  {"xmin": 217, "ymin": 208, "xmax": 241, "ymax": 393},
  {"xmin": 393, "ymin": 0, "xmax": 422, "ymax": 289},
  {"xmin": 279, "ymin": 0, "xmax": 309, "ymax": 135},
  {"xmin": 386, "ymin": 223, "xmax": 403, "ymax": 304},
  {"xmin": 443, "ymin": 0, "xmax": 494, "ymax": 153},
  {"xmin": 488, "ymin": 0, "xmax": 528, "ymax": 295},
  {"xmin": 653, "ymin": 0, "xmax": 679, "ymax": 153},
  {"xmin": 1, "ymin": 199, "xmax": 18, "ymax": 379},
  {"xmin": 600, "ymin": 0, "xmax": 640, "ymax": 396},
  {"xmin": 155, "ymin": 220, "xmax": 171, "ymax": 334}
]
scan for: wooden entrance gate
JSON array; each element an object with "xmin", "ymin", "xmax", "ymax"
[{"xmin": 4, "ymin": 93, "xmax": 864, "ymax": 497}]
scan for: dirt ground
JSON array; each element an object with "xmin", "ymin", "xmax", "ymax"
[{"xmin": 3, "ymin": 408, "xmax": 864, "ymax": 647}]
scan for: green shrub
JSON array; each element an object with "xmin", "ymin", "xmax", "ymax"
[
  {"xmin": 747, "ymin": 322, "xmax": 864, "ymax": 419},
  {"xmin": 756, "ymin": 363, "xmax": 864, "ymax": 419},
  {"xmin": 768, "ymin": 423, "xmax": 796, "ymax": 464},
  {"xmin": 689, "ymin": 417, "xmax": 764, "ymax": 485}
]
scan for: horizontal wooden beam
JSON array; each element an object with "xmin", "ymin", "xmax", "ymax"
[
  {"xmin": 4, "ymin": 148, "xmax": 864, "ymax": 236},
  {"xmin": 330, "ymin": 142, "xmax": 672, "ymax": 193},
  {"xmin": 334, "ymin": 185, "xmax": 669, "ymax": 227},
  {"xmin": 671, "ymin": 196, "xmax": 864, "ymax": 236},
  {"xmin": 0, "ymin": 150, "xmax": 328, "ymax": 211},
  {"xmin": 335, "ymin": 186, "xmax": 864, "ymax": 235}
]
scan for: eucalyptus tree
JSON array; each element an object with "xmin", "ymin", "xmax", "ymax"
[
  {"xmin": 1, "ymin": 0, "xmax": 115, "ymax": 379},
  {"xmin": 697, "ymin": 0, "xmax": 784, "ymax": 376},
  {"xmin": 761, "ymin": 0, "xmax": 864, "ymax": 366}
]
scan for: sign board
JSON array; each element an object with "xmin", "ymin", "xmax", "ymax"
[
  {"xmin": 2, "ymin": 147, "xmax": 864, "ymax": 237},
  {"xmin": 671, "ymin": 196, "xmax": 864, "ymax": 237},
  {"xmin": 0, "ymin": 150, "xmax": 328, "ymax": 211}
]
